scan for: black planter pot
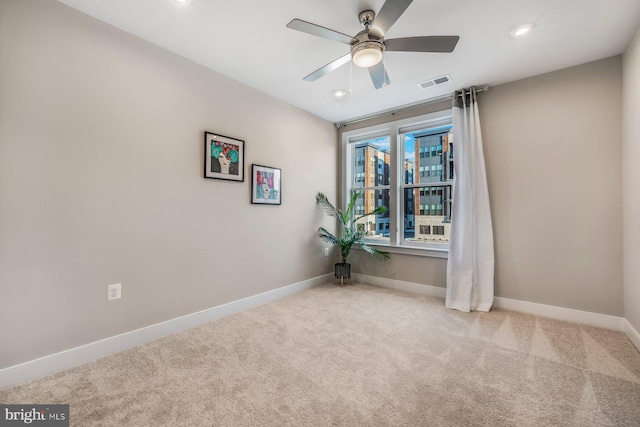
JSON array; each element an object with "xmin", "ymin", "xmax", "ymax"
[{"xmin": 334, "ymin": 262, "xmax": 351, "ymax": 286}]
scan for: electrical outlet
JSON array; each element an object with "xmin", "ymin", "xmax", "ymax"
[
  {"xmin": 324, "ymin": 247, "xmax": 329, "ymax": 256},
  {"xmin": 107, "ymin": 283, "xmax": 121, "ymax": 301}
]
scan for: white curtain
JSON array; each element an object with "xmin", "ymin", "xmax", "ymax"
[{"xmin": 446, "ymin": 87, "xmax": 495, "ymax": 312}]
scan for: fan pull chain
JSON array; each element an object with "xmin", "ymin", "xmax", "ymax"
[
  {"xmin": 349, "ymin": 62, "xmax": 353, "ymax": 94},
  {"xmin": 383, "ymin": 55, "xmax": 388, "ymax": 87}
]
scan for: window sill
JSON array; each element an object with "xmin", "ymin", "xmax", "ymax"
[{"xmin": 358, "ymin": 243, "xmax": 449, "ymax": 259}]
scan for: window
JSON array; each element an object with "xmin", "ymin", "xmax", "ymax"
[{"xmin": 342, "ymin": 110, "xmax": 454, "ymax": 255}]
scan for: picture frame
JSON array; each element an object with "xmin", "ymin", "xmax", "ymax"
[
  {"xmin": 251, "ymin": 164, "xmax": 282, "ymax": 205},
  {"xmin": 204, "ymin": 131, "xmax": 245, "ymax": 182}
]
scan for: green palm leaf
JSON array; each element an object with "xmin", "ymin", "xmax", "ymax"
[
  {"xmin": 355, "ymin": 205, "xmax": 388, "ymax": 223},
  {"xmin": 316, "ymin": 191, "xmax": 390, "ymax": 265},
  {"xmin": 316, "ymin": 192, "xmax": 343, "ymax": 224},
  {"xmin": 359, "ymin": 243, "xmax": 390, "ymax": 260},
  {"xmin": 318, "ymin": 227, "xmax": 340, "ymax": 246},
  {"xmin": 342, "ymin": 191, "xmax": 361, "ymax": 227}
]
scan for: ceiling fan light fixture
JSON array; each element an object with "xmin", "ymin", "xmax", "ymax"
[{"xmin": 351, "ymin": 41, "xmax": 384, "ymax": 68}]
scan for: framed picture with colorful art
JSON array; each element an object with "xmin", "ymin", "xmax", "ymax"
[
  {"xmin": 251, "ymin": 164, "xmax": 281, "ymax": 205},
  {"xmin": 204, "ymin": 131, "xmax": 245, "ymax": 182}
]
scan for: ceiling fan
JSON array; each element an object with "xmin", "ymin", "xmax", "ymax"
[{"xmin": 286, "ymin": 0, "xmax": 459, "ymax": 89}]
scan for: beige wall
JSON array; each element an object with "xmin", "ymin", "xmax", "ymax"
[
  {"xmin": 0, "ymin": 0, "xmax": 337, "ymax": 369},
  {"xmin": 483, "ymin": 56, "xmax": 623, "ymax": 316},
  {"xmin": 1, "ymin": 0, "xmax": 631, "ymax": 371},
  {"xmin": 342, "ymin": 57, "xmax": 624, "ymax": 316},
  {"xmin": 623, "ymin": 27, "xmax": 640, "ymax": 332}
]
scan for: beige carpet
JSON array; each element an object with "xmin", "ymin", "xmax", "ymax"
[{"xmin": 1, "ymin": 283, "xmax": 640, "ymax": 426}]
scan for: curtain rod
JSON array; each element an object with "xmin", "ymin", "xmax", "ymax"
[
  {"xmin": 336, "ymin": 85, "xmax": 489, "ymax": 128},
  {"xmin": 457, "ymin": 85, "xmax": 489, "ymax": 97}
]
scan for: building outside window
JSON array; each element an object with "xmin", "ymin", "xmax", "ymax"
[
  {"xmin": 343, "ymin": 110, "xmax": 453, "ymax": 252},
  {"xmin": 420, "ymin": 225, "xmax": 431, "ymax": 234},
  {"xmin": 352, "ymin": 138, "xmax": 391, "ymax": 238}
]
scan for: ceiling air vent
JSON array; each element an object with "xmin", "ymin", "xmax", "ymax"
[{"xmin": 418, "ymin": 74, "xmax": 451, "ymax": 89}]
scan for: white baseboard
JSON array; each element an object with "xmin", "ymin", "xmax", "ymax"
[
  {"xmin": 351, "ymin": 275, "xmax": 639, "ymax": 353},
  {"xmin": 352, "ymin": 273, "xmax": 447, "ymax": 298},
  {"xmin": 624, "ymin": 319, "xmax": 640, "ymax": 351},
  {"xmin": 0, "ymin": 274, "xmax": 332, "ymax": 389},
  {"xmin": 356, "ymin": 273, "xmax": 628, "ymax": 333},
  {"xmin": 493, "ymin": 296, "xmax": 625, "ymax": 331},
  {"xmin": 3, "ymin": 273, "xmax": 637, "ymax": 389}
]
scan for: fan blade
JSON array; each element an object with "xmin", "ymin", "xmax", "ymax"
[
  {"xmin": 303, "ymin": 53, "xmax": 352, "ymax": 82},
  {"xmin": 286, "ymin": 19, "xmax": 358, "ymax": 45},
  {"xmin": 385, "ymin": 36, "xmax": 459, "ymax": 53},
  {"xmin": 368, "ymin": 61, "xmax": 391, "ymax": 89},
  {"xmin": 369, "ymin": 0, "xmax": 414, "ymax": 39}
]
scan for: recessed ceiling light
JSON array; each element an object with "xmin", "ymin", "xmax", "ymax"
[
  {"xmin": 175, "ymin": 0, "xmax": 192, "ymax": 4},
  {"xmin": 510, "ymin": 23, "xmax": 534, "ymax": 37},
  {"xmin": 333, "ymin": 90, "xmax": 348, "ymax": 98}
]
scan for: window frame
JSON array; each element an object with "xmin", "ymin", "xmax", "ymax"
[{"xmin": 341, "ymin": 110, "xmax": 453, "ymax": 259}]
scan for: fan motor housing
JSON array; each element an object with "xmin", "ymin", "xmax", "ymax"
[
  {"xmin": 351, "ymin": 40, "xmax": 385, "ymax": 56},
  {"xmin": 359, "ymin": 10, "xmax": 375, "ymax": 28}
]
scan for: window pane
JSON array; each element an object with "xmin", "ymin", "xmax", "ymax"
[
  {"xmin": 403, "ymin": 186, "xmax": 452, "ymax": 243},
  {"xmin": 403, "ymin": 126, "xmax": 453, "ymax": 185},
  {"xmin": 353, "ymin": 136, "xmax": 391, "ymax": 188},
  {"xmin": 345, "ymin": 111, "xmax": 453, "ymax": 250},
  {"xmin": 352, "ymin": 189, "xmax": 390, "ymax": 241}
]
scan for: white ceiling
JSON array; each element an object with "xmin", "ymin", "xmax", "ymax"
[{"xmin": 57, "ymin": 0, "xmax": 640, "ymax": 123}]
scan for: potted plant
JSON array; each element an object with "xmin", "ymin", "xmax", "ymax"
[{"xmin": 316, "ymin": 191, "xmax": 390, "ymax": 285}]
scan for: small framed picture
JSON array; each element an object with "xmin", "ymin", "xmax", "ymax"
[
  {"xmin": 251, "ymin": 164, "xmax": 281, "ymax": 205},
  {"xmin": 204, "ymin": 131, "xmax": 245, "ymax": 182}
]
